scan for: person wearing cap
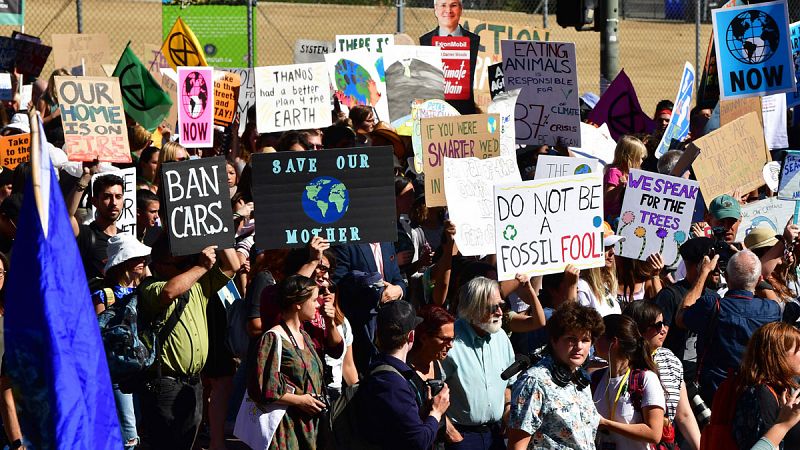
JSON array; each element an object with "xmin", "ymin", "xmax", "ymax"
[
  {"xmin": 90, "ymin": 234, "xmax": 152, "ymax": 449},
  {"xmin": 677, "ymin": 250, "xmax": 781, "ymax": 405},
  {"xmin": 356, "ymin": 300, "xmax": 451, "ymax": 450},
  {"xmin": 705, "ymin": 193, "xmax": 742, "ymax": 245},
  {"xmin": 653, "ymin": 237, "xmax": 721, "ymax": 378},
  {"xmin": 577, "ymin": 222, "xmax": 624, "ymax": 317},
  {"xmin": 744, "ymin": 223, "xmax": 800, "ymax": 304},
  {"xmin": 441, "ymin": 276, "xmax": 516, "ymax": 450}
]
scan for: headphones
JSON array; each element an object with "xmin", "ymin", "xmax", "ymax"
[{"xmin": 541, "ymin": 348, "xmax": 591, "ymax": 390}]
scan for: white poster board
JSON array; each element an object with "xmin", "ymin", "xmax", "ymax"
[
  {"xmin": 534, "ymin": 155, "xmax": 603, "ymax": 180},
  {"xmin": 294, "ymin": 39, "xmax": 335, "ymax": 64},
  {"xmin": 334, "ymin": 34, "xmax": 394, "ymax": 53},
  {"xmin": 325, "ymin": 48, "xmax": 390, "ymax": 123},
  {"xmin": 487, "ymin": 88, "xmax": 520, "ymax": 157},
  {"xmin": 568, "ymin": 122, "xmax": 616, "ymax": 165},
  {"xmin": 254, "ymin": 63, "xmax": 332, "ymax": 134},
  {"xmin": 778, "ymin": 151, "xmax": 800, "ymax": 200},
  {"xmin": 89, "ymin": 167, "xmax": 137, "ymax": 236},
  {"xmin": 736, "ymin": 196, "xmax": 796, "ymax": 241}
]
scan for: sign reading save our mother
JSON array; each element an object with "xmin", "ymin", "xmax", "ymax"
[
  {"xmin": 251, "ymin": 147, "xmax": 396, "ymax": 249},
  {"xmin": 615, "ymin": 170, "xmax": 699, "ymax": 268},
  {"xmin": 712, "ymin": 0, "xmax": 796, "ymax": 99}
]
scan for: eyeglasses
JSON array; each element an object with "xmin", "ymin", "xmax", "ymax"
[
  {"xmin": 648, "ymin": 321, "xmax": 667, "ymax": 330},
  {"xmin": 485, "ymin": 302, "xmax": 504, "ymax": 315}
]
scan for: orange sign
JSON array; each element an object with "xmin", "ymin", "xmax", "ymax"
[
  {"xmin": 0, "ymin": 133, "xmax": 30, "ymax": 169},
  {"xmin": 214, "ymin": 71, "xmax": 241, "ymax": 127}
]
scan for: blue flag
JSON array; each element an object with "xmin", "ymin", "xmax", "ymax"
[{"xmin": 4, "ymin": 117, "xmax": 121, "ymax": 449}]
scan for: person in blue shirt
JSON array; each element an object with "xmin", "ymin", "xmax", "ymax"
[
  {"xmin": 677, "ymin": 249, "xmax": 782, "ymax": 405},
  {"xmin": 357, "ymin": 300, "xmax": 451, "ymax": 450}
]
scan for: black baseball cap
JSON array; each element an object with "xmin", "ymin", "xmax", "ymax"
[
  {"xmin": 679, "ymin": 237, "xmax": 715, "ymax": 264},
  {"xmin": 377, "ymin": 300, "xmax": 423, "ymax": 335}
]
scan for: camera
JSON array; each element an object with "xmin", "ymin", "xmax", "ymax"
[
  {"xmin": 686, "ymin": 381, "xmax": 711, "ymax": 428},
  {"xmin": 710, "ymin": 227, "xmax": 735, "ymax": 272},
  {"xmin": 425, "ymin": 379, "xmax": 445, "ymax": 399},
  {"xmin": 311, "ymin": 393, "xmax": 330, "ymax": 415}
]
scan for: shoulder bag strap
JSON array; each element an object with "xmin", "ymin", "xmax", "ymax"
[{"xmin": 695, "ymin": 298, "xmax": 721, "ymax": 382}]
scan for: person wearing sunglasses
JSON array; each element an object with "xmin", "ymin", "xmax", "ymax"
[{"xmin": 624, "ymin": 301, "xmax": 701, "ymax": 450}]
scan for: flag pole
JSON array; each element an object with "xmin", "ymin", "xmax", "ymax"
[{"xmin": 27, "ymin": 108, "xmax": 43, "ymax": 219}]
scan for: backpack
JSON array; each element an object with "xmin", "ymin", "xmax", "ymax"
[
  {"xmin": 97, "ymin": 285, "xmax": 189, "ymax": 393},
  {"xmin": 325, "ymin": 364, "xmax": 403, "ymax": 450},
  {"xmin": 699, "ymin": 372, "xmax": 740, "ymax": 450}
]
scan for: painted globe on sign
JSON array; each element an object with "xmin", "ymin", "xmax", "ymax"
[
  {"xmin": 725, "ymin": 10, "xmax": 780, "ymax": 65},
  {"xmin": 574, "ymin": 164, "xmax": 592, "ymax": 175},
  {"xmin": 301, "ymin": 176, "xmax": 350, "ymax": 224},
  {"xmin": 182, "ymin": 71, "xmax": 209, "ymax": 119}
]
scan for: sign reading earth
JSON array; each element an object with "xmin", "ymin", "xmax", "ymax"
[
  {"xmin": 725, "ymin": 10, "xmax": 780, "ymax": 65},
  {"xmin": 182, "ymin": 71, "xmax": 209, "ymax": 119},
  {"xmin": 302, "ymin": 176, "xmax": 350, "ymax": 224}
]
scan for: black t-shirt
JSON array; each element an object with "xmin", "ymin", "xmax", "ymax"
[
  {"xmin": 653, "ymin": 278, "xmax": 716, "ymax": 362},
  {"xmin": 76, "ymin": 221, "xmax": 112, "ymax": 280},
  {"xmin": 246, "ymin": 270, "xmax": 275, "ymax": 320}
]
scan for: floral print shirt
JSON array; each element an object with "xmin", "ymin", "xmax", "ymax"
[{"xmin": 509, "ymin": 357, "xmax": 599, "ymax": 450}]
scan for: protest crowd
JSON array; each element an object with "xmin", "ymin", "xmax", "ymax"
[{"xmin": 7, "ymin": 0, "xmax": 800, "ymax": 450}]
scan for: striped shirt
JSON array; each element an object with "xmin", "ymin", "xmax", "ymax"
[{"xmin": 653, "ymin": 346, "xmax": 683, "ymax": 422}]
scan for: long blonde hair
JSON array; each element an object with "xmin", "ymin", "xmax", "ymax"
[
  {"xmin": 46, "ymin": 68, "xmax": 70, "ymax": 102},
  {"xmin": 582, "ymin": 265, "xmax": 618, "ymax": 305},
  {"xmin": 611, "ymin": 135, "xmax": 647, "ymax": 172}
]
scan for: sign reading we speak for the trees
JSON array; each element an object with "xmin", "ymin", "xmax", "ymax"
[{"xmin": 615, "ymin": 170, "xmax": 699, "ymax": 267}]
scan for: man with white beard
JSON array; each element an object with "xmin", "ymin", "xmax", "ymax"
[{"xmin": 442, "ymin": 276, "xmax": 516, "ymax": 450}]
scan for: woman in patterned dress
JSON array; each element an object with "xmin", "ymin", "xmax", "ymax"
[{"xmin": 248, "ymin": 275, "xmax": 327, "ymax": 449}]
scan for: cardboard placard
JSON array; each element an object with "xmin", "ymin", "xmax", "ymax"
[
  {"xmin": 534, "ymin": 155, "xmax": 602, "ymax": 180},
  {"xmin": 0, "ymin": 133, "xmax": 29, "ymax": 168},
  {"xmin": 501, "ymin": 40, "xmax": 581, "ymax": 147},
  {"xmin": 691, "ymin": 112, "xmax": 768, "ymax": 207},
  {"xmin": 254, "ymin": 63, "xmax": 332, "ymax": 134},
  {"xmin": 250, "ymin": 147, "xmax": 396, "ymax": 250},
  {"xmin": 89, "ymin": 168, "xmax": 137, "ymax": 237},
  {"xmin": 384, "ymin": 45, "xmax": 444, "ymax": 123},
  {"xmin": 444, "ymin": 155, "xmax": 520, "ymax": 256},
  {"xmin": 713, "ymin": 0, "xmax": 795, "ymax": 99},
  {"xmin": 227, "ymin": 68, "xmax": 254, "ymax": 136},
  {"xmin": 160, "ymin": 156, "xmax": 234, "ymax": 256},
  {"xmin": 160, "ymin": 70, "xmax": 179, "ymax": 130},
  {"xmin": 213, "ymin": 70, "xmax": 241, "ymax": 127},
  {"xmin": 334, "ymin": 34, "xmax": 393, "ymax": 53},
  {"xmin": 719, "ymin": 95, "xmax": 762, "ymax": 126},
  {"xmin": 432, "ymin": 36, "xmax": 471, "ymax": 101},
  {"xmin": 614, "ymin": 170, "xmax": 699, "ymax": 267},
  {"xmin": 493, "ymin": 173, "xmax": 604, "ymax": 280},
  {"xmin": 587, "ymin": 69, "xmax": 656, "ymax": 141},
  {"xmin": 293, "ymin": 39, "xmax": 334, "ymax": 64},
  {"xmin": 487, "ymin": 88, "xmax": 520, "ymax": 158},
  {"xmin": 325, "ymin": 49, "xmax": 389, "ymax": 123},
  {"xmin": 568, "ymin": 123, "xmax": 616, "ymax": 166},
  {"xmin": 654, "ymin": 62, "xmax": 695, "ymax": 158},
  {"xmin": 55, "ymin": 76, "xmax": 131, "ymax": 163},
  {"xmin": 736, "ymin": 196, "xmax": 796, "ymax": 241},
  {"xmin": 177, "ymin": 66, "xmax": 215, "ymax": 148},
  {"xmin": 52, "ymin": 33, "xmax": 111, "ymax": 77},
  {"xmin": 421, "ymin": 114, "xmax": 501, "ymax": 207},
  {"xmin": 411, "ymin": 99, "xmax": 460, "ymax": 174},
  {"xmin": 777, "ymin": 150, "xmax": 800, "ymax": 200}
]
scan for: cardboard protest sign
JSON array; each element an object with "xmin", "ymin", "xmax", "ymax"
[
  {"xmin": 487, "ymin": 88, "xmax": 520, "ymax": 157},
  {"xmin": 501, "ymin": 40, "xmax": 581, "ymax": 147},
  {"xmin": 432, "ymin": 36, "xmax": 471, "ymax": 101},
  {"xmin": 89, "ymin": 168, "xmax": 136, "ymax": 237},
  {"xmin": 19, "ymin": 84, "xmax": 30, "ymax": 110},
  {"xmin": 13, "ymin": 38, "xmax": 50, "ymax": 77},
  {"xmin": 789, "ymin": 20, "xmax": 800, "ymax": 107},
  {"xmin": 614, "ymin": 170, "xmax": 699, "ymax": 267},
  {"xmin": 487, "ymin": 63, "xmax": 505, "ymax": 99},
  {"xmin": 762, "ymin": 93, "xmax": 788, "ymax": 149},
  {"xmin": 254, "ymin": 63, "xmax": 332, "ymax": 134},
  {"xmin": 691, "ymin": 112, "xmax": 768, "ymax": 207},
  {"xmin": 177, "ymin": 66, "xmax": 214, "ymax": 148},
  {"xmin": 159, "ymin": 70, "xmax": 179, "ymax": 130},
  {"xmin": 160, "ymin": 156, "xmax": 234, "ymax": 256},
  {"xmin": 462, "ymin": 18, "xmax": 550, "ymax": 108},
  {"xmin": 654, "ymin": 62, "xmax": 695, "ymax": 158},
  {"xmin": 534, "ymin": 155, "xmax": 602, "ymax": 180},
  {"xmin": 213, "ymin": 70, "xmax": 240, "ymax": 127},
  {"xmin": 0, "ymin": 0, "xmax": 23, "ymax": 26},
  {"xmin": 719, "ymin": 95, "xmax": 762, "ymax": 126},
  {"xmin": 161, "ymin": 17, "xmax": 208, "ymax": 70},
  {"xmin": 713, "ymin": 0, "xmax": 795, "ymax": 100},
  {"xmin": 422, "ymin": 114, "xmax": 501, "ymax": 207},
  {"xmin": 0, "ymin": 37, "xmax": 15, "ymax": 71},
  {"xmin": 0, "ymin": 133, "xmax": 28, "ymax": 168},
  {"xmin": 325, "ymin": 49, "xmax": 389, "ymax": 122},
  {"xmin": 736, "ymin": 196, "xmax": 795, "ymax": 241},
  {"xmin": 53, "ymin": 33, "xmax": 111, "ymax": 77},
  {"xmin": 411, "ymin": 99, "xmax": 460, "ymax": 173},
  {"xmin": 587, "ymin": 69, "xmax": 656, "ymax": 141},
  {"xmin": 569, "ymin": 123, "xmax": 616, "ymax": 165},
  {"xmin": 0, "ymin": 72, "xmax": 11, "ymax": 101},
  {"xmin": 113, "ymin": 45, "xmax": 174, "ymax": 132},
  {"xmin": 384, "ymin": 46, "xmax": 444, "ymax": 123},
  {"xmin": 334, "ymin": 34, "xmax": 393, "ymax": 53},
  {"xmin": 228, "ymin": 68, "xmax": 254, "ymax": 136},
  {"xmin": 250, "ymin": 147, "xmax": 396, "ymax": 249},
  {"xmin": 777, "ymin": 150, "xmax": 800, "ymax": 200},
  {"xmin": 294, "ymin": 39, "xmax": 334, "ymax": 64},
  {"xmin": 493, "ymin": 173, "xmax": 604, "ymax": 280},
  {"xmin": 444, "ymin": 155, "xmax": 520, "ymax": 256},
  {"xmin": 55, "ymin": 76, "xmax": 131, "ymax": 163}
]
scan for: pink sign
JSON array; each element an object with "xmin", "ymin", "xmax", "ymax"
[{"xmin": 178, "ymin": 66, "xmax": 214, "ymax": 148}]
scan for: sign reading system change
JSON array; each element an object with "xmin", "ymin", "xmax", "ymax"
[{"xmin": 251, "ymin": 147, "xmax": 396, "ymax": 250}]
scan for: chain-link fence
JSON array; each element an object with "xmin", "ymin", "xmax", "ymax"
[{"xmin": 9, "ymin": 0, "xmax": 800, "ymax": 114}]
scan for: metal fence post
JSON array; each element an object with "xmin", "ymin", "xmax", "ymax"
[
  {"xmin": 247, "ymin": 0, "xmax": 254, "ymax": 68},
  {"xmin": 397, "ymin": 0, "xmax": 405, "ymax": 33},
  {"xmin": 77, "ymin": 0, "xmax": 83, "ymax": 33},
  {"xmin": 543, "ymin": 0, "xmax": 548, "ymax": 29},
  {"xmin": 600, "ymin": 0, "xmax": 619, "ymax": 92}
]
